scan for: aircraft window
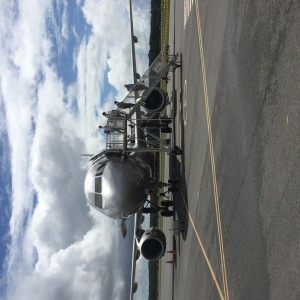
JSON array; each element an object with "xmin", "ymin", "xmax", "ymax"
[
  {"xmin": 95, "ymin": 177, "xmax": 102, "ymax": 193},
  {"xmin": 94, "ymin": 193, "xmax": 103, "ymax": 209}
]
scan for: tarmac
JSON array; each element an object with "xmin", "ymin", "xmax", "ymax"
[{"xmin": 159, "ymin": 1, "xmax": 300, "ymax": 299}]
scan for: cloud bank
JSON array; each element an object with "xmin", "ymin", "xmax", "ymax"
[{"xmin": 0, "ymin": 0, "xmax": 150, "ymax": 299}]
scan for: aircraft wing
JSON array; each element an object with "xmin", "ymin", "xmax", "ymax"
[
  {"xmin": 128, "ymin": 1, "xmax": 143, "ymax": 298},
  {"xmin": 128, "ymin": 0, "xmax": 147, "ymax": 150},
  {"xmin": 129, "ymin": 211, "xmax": 143, "ymax": 299},
  {"xmin": 129, "ymin": 0, "xmax": 138, "ymax": 85}
]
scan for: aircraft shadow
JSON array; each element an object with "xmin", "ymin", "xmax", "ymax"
[
  {"xmin": 169, "ymin": 153, "xmax": 189, "ymax": 242},
  {"xmin": 169, "ymin": 69, "xmax": 189, "ymax": 247}
]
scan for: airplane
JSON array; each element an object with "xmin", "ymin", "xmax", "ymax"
[{"xmin": 83, "ymin": 0, "xmax": 181, "ymax": 298}]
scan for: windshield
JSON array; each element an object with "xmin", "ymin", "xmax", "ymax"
[
  {"xmin": 84, "ymin": 158, "xmax": 106, "ymax": 211},
  {"xmin": 95, "ymin": 177, "xmax": 102, "ymax": 193}
]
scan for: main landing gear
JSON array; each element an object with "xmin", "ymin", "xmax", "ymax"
[
  {"xmin": 142, "ymin": 205, "xmax": 174, "ymax": 217},
  {"xmin": 143, "ymin": 178, "xmax": 180, "ymax": 217}
]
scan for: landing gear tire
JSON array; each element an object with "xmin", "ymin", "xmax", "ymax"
[
  {"xmin": 173, "ymin": 146, "xmax": 182, "ymax": 155},
  {"xmin": 161, "ymin": 127, "xmax": 172, "ymax": 133},
  {"xmin": 161, "ymin": 200, "xmax": 173, "ymax": 208},
  {"xmin": 161, "ymin": 210, "xmax": 173, "ymax": 217}
]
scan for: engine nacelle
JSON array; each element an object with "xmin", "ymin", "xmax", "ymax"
[
  {"xmin": 138, "ymin": 227, "xmax": 166, "ymax": 261},
  {"xmin": 142, "ymin": 87, "xmax": 166, "ymax": 113}
]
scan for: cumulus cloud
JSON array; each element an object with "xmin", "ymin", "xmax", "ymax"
[
  {"xmin": 9, "ymin": 224, "xmax": 134, "ymax": 300},
  {"xmin": 82, "ymin": 0, "xmax": 150, "ymax": 98},
  {"xmin": 0, "ymin": 0, "xmax": 150, "ymax": 299}
]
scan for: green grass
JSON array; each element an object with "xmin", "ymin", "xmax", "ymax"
[{"xmin": 160, "ymin": 0, "xmax": 170, "ymax": 62}]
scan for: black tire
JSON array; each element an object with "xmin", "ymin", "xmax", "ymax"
[
  {"xmin": 161, "ymin": 200, "xmax": 173, "ymax": 208},
  {"xmin": 143, "ymin": 207, "xmax": 159, "ymax": 214},
  {"xmin": 161, "ymin": 127, "xmax": 172, "ymax": 133},
  {"xmin": 168, "ymin": 186, "xmax": 179, "ymax": 193},
  {"xmin": 161, "ymin": 210, "xmax": 173, "ymax": 217},
  {"xmin": 173, "ymin": 146, "xmax": 182, "ymax": 155}
]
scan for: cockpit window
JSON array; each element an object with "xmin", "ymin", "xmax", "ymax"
[
  {"xmin": 95, "ymin": 177, "xmax": 102, "ymax": 193},
  {"xmin": 84, "ymin": 159, "xmax": 105, "ymax": 208},
  {"xmin": 94, "ymin": 193, "xmax": 103, "ymax": 209}
]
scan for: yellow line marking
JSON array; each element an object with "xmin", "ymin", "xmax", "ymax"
[
  {"xmin": 184, "ymin": 201, "xmax": 225, "ymax": 300},
  {"xmin": 183, "ymin": 80, "xmax": 188, "ymax": 126},
  {"xmin": 181, "ymin": 80, "xmax": 224, "ymax": 300},
  {"xmin": 195, "ymin": 2, "xmax": 230, "ymax": 300}
]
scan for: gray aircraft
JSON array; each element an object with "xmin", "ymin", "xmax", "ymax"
[{"xmin": 83, "ymin": 0, "xmax": 181, "ymax": 298}]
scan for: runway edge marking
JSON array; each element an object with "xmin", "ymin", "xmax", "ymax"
[{"xmin": 195, "ymin": 2, "xmax": 230, "ymax": 300}]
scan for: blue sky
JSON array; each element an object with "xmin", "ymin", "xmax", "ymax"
[
  {"xmin": 0, "ymin": 0, "xmax": 150, "ymax": 299},
  {"xmin": 0, "ymin": 126, "xmax": 11, "ymax": 280}
]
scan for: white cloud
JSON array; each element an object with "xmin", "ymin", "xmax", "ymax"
[
  {"xmin": 0, "ymin": 0, "xmax": 151, "ymax": 299},
  {"xmin": 82, "ymin": 0, "xmax": 150, "ymax": 98},
  {"xmin": 82, "ymin": 0, "xmax": 132, "ymax": 98},
  {"xmin": 0, "ymin": 0, "xmax": 51, "ymax": 283},
  {"xmin": 9, "ymin": 227, "xmax": 116, "ymax": 300},
  {"xmin": 61, "ymin": 0, "xmax": 69, "ymax": 40}
]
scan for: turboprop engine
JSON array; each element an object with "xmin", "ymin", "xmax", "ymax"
[
  {"xmin": 136, "ymin": 227, "xmax": 166, "ymax": 261},
  {"xmin": 142, "ymin": 87, "xmax": 167, "ymax": 114}
]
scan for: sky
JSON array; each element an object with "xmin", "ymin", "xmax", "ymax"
[{"xmin": 0, "ymin": 0, "xmax": 151, "ymax": 299}]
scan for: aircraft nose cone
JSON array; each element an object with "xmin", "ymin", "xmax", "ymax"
[{"xmin": 101, "ymin": 158, "xmax": 151, "ymax": 218}]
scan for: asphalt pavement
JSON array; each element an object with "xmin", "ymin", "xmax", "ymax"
[{"xmin": 160, "ymin": 1, "xmax": 300, "ymax": 299}]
